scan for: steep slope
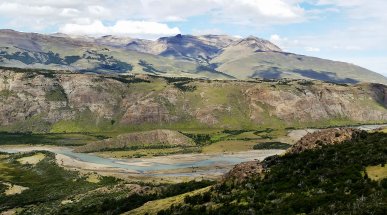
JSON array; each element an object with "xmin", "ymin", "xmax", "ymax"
[
  {"xmin": 1, "ymin": 30, "xmax": 385, "ymax": 84},
  {"xmin": 0, "ymin": 30, "xmax": 233, "ymax": 79},
  {"xmin": 155, "ymin": 34, "xmax": 238, "ymax": 63},
  {"xmin": 213, "ymin": 36, "xmax": 282, "ymax": 62},
  {"xmin": 211, "ymin": 37, "xmax": 386, "ymax": 84},
  {"xmin": 0, "ymin": 67, "xmax": 387, "ymax": 133},
  {"xmin": 158, "ymin": 130, "xmax": 387, "ymax": 214},
  {"xmin": 225, "ymin": 128, "xmax": 366, "ymax": 183}
]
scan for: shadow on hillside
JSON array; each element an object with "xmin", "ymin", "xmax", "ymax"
[
  {"xmin": 251, "ymin": 67, "xmax": 282, "ymax": 79},
  {"xmin": 251, "ymin": 67, "xmax": 359, "ymax": 84},
  {"xmin": 292, "ymin": 69, "xmax": 359, "ymax": 84}
]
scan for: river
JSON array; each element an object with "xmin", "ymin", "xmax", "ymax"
[
  {"xmin": 1, "ymin": 124, "xmax": 385, "ymax": 178},
  {"xmin": 0, "ymin": 146, "xmax": 283, "ymax": 177}
]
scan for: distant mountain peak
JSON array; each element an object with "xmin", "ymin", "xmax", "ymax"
[
  {"xmin": 0, "ymin": 29, "xmax": 20, "ymax": 33},
  {"xmin": 234, "ymin": 36, "xmax": 282, "ymax": 52},
  {"xmin": 50, "ymin": 33, "xmax": 70, "ymax": 38}
]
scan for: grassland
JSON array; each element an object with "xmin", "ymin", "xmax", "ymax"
[
  {"xmin": 89, "ymin": 128, "xmax": 291, "ymax": 157},
  {"xmin": 0, "ymin": 132, "xmax": 113, "ymax": 146},
  {"xmin": 0, "ymin": 151, "xmax": 118, "ymax": 213},
  {"xmin": 366, "ymin": 164, "xmax": 387, "ymax": 181},
  {"xmin": 16, "ymin": 153, "xmax": 46, "ymax": 165},
  {"xmin": 94, "ymin": 147, "xmax": 200, "ymax": 158},
  {"xmin": 202, "ymin": 140, "xmax": 257, "ymax": 153},
  {"xmin": 127, "ymin": 186, "xmax": 211, "ymax": 215}
]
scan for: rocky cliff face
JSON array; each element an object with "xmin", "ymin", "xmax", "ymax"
[
  {"xmin": 245, "ymin": 83, "xmax": 387, "ymax": 122},
  {"xmin": 0, "ymin": 68, "xmax": 387, "ymax": 132},
  {"xmin": 286, "ymin": 128, "xmax": 365, "ymax": 154}
]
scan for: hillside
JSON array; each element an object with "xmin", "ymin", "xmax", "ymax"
[
  {"xmin": 157, "ymin": 130, "xmax": 387, "ymax": 214},
  {"xmin": 0, "ymin": 151, "xmax": 214, "ymax": 214},
  {"xmin": 75, "ymin": 129, "xmax": 195, "ymax": 153},
  {"xmin": 0, "ymin": 30, "xmax": 386, "ymax": 84},
  {"xmin": 1, "ymin": 67, "xmax": 387, "ymax": 133}
]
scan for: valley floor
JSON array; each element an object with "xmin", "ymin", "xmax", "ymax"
[
  {"xmin": 0, "ymin": 124, "xmax": 386, "ymax": 214},
  {"xmin": 0, "ymin": 145, "xmax": 283, "ymax": 182}
]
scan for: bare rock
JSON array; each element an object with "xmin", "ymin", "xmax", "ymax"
[
  {"xmin": 223, "ymin": 161, "xmax": 265, "ymax": 184},
  {"xmin": 286, "ymin": 128, "xmax": 365, "ymax": 154}
]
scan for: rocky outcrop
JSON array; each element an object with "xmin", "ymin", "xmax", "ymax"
[
  {"xmin": 224, "ymin": 128, "xmax": 367, "ymax": 184},
  {"xmin": 223, "ymin": 161, "xmax": 265, "ymax": 184},
  {"xmin": 75, "ymin": 129, "xmax": 195, "ymax": 153},
  {"xmin": 246, "ymin": 83, "xmax": 387, "ymax": 122},
  {"xmin": 286, "ymin": 128, "xmax": 365, "ymax": 154},
  {"xmin": 229, "ymin": 36, "xmax": 282, "ymax": 52}
]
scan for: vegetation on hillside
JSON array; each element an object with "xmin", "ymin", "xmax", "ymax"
[
  {"xmin": 0, "ymin": 151, "xmax": 215, "ymax": 215},
  {"xmin": 159, "ymin": 132, "xmax": 387, "ymax": 214},
  {"xmin": 1, "ymin": 67, "xmax": 386, "ymax": 134},
  {"xmin": 0, "ymin": 132, "xmax": 110, "ymax": 146},
  {"xmin": 253, "ymin": 141, "xmax": 291, "ymax": 150}
]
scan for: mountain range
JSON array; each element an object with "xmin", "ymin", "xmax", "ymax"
[{"xmin": 0, "ymin": 29, "xmax": 386, "ymax": 84}]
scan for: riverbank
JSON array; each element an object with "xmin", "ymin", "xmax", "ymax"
[
  {"xmin": 1, "ymin": 124, "xmax": 385, "ymax": 182},
  {"xmin": 0, "ymin": 145, "xmax": 283, "ymax": 181}
]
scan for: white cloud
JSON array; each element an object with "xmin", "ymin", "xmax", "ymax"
[
  {"xmin": 59, "ymin": 20, "xmax": 180, "ymax": 39},
  {"xmin": 192, "ymin": 28, "xmax": 225, "ymax": 35},
  {"xmin": 209, "ymin": 0, "xmax": 305, "ymax": 26},
  {"xmin": 59, "ymin": 8, "xmax": 80, "ymax": 18},
  {"xmin": 270, "ymin": 34, "xmax": 300, "ymax": 51},
  {"xmin": 0, "ymin": 0, "xmax": 307, "ymax": 33},
  {"xmin": 305, "ymin": 47, "xmax": 320, "ymax": 52},
  {"xmin": 327, "ymin": 56, "xmax": 387, "ymax": 76},
  {"xmin": 317, "ymin": 0, "xmax": 387, "ymax": 21},
  {"xmin": 270, "ymin": 34, "xmax": 283, "ymax": 45}
]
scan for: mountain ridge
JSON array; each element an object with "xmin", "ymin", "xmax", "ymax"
[{"xmin": 0, "ymin": 29, "xmax": 386, "ymax": 84}]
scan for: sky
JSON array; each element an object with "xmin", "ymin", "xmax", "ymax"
[{"xmin": 0, "ymin": 0, "xmax": 386, "ymax": 75}]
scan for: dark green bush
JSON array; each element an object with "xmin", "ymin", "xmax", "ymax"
[{"xmin": 253, "ymin": 142, "xmax": 291, "ymax": 150}]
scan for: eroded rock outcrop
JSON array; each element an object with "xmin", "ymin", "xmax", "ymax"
[
  {"xmin": 287, "ymin": 128, "xmax": 365, "ymax": 154},
  {"xmin": 223, "ymin": 161, "xmax": 265, "ymax": 184}
]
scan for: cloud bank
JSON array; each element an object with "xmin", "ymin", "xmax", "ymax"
[
  {"xmin": 59, "ymin": 20, "xmax": 180, "ymax": 39},
  {"xmin": 0, "ymin": 0, "xmax": 305, "ymax": 37}
]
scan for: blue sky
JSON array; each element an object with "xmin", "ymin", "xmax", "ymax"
[{"xmin": 0, "ymin": 0, "xmax": 386, "ymax": 76}]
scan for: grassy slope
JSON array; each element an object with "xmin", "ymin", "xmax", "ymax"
[
  {"xmin": 0, "ymin": 151, "xmax": 216, "ymax": 214},
  {"xmin": 2, "ymin": 31, "xmax": 386, "ymax": 83},
  {"xmin": 0, "ymin": 132, "xmax": 112, "ymax": 146},
  {"xmin": 0, "ymin": 32, "xmax": 231, "ymax": 79},
  {"xmin": 127, "ymin": 186, "xmax": 211, "ymax": 215},
  {"xmin": 0, "ymin": 151, "xmax": 118, "ymax": 213},
  {"xmin": 213, "ymin": 51, "xmax": 387, "ymax": 84}
]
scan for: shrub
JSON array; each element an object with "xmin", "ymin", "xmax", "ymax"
[{"xmin": 253, "ymin": 142, "xmax": 291, "ymax": 150}]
